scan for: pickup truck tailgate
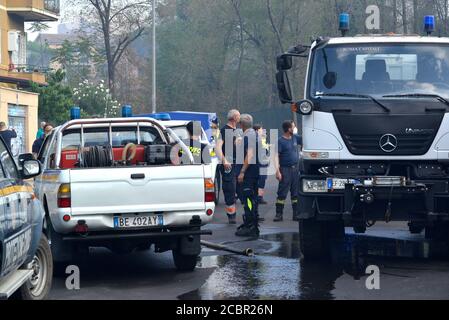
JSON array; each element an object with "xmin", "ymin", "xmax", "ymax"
[{"xmin": 69, "ymin": 166, "xmax": 205, "ymax": 215}]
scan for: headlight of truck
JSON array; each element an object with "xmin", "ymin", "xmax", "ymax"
[{"xmin": 303, "ymin": 179, "xmax": 327, "ymax": 193}]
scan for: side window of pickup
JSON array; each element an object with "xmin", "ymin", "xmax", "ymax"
[
  {"xmin": 38, "ymin": 133, "xmax": 54, "ymax": 167},
  {"xmin": 0, "ymin": 141, "xmax": 18, "ymax": 179}
]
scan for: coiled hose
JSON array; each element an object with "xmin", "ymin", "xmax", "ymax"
[{"xmin": 80, "ymin": 145, "xmax": 113, "ymax": 168}]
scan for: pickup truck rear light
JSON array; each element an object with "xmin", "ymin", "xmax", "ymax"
[
  {"xmin": 204, "ymin": 178, "xmax": 215, "ymax": 203},
  {"xmin": 58, "ymin": 183, "xmax": 71, "ymax": 208}
]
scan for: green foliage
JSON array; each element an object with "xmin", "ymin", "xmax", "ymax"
[
  {"xmin": 29, "ymin": 70, "xmax": 74, "ymax": 126},
  {"xmin": 73, "ymin": 80, "xmax": 119, "ymax": 117}
]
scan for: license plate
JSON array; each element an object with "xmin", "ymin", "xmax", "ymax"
[
  {"xmin": 113, "ymin": 215, "xmax": 164, "ymax": 228},
  {"xmin": 326, "ymin": 178, "xmax": 357, "ymax": 190}
]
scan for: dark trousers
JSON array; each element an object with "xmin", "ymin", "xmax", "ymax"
[
  {"xmin": 276, "ymin": 165, "xmax": 299, "ymax": 216},
  {"xmin": 258, "ymin": 163, "xmax": 269, "ymax": 190},
  {"xmin": 238, "ymin": 177, "xmax": 259, "ymax": 228},
  {"xmin": 219, "ymin": 164, "xmax": 237, "ymax": 211}
]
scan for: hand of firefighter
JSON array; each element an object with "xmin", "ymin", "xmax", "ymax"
[
  {"xmin": 276, "ymin": 170, "xmax": 282, "ymax": 181},
  {"xmin": 238, "ymin": 172, "xmax": 245, "ymax": 184}
]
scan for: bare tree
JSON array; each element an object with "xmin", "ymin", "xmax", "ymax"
[
  {"xmin": 69, "ymin": 0, "xmax": 151, "ymax": 97},
  {"xmin": 266, "ymin": 0, "xmax": 284, "ymax": 53},
  {"xmin": 401, "ymin": 0, "xmax": 408, "ymax": 33},
  {"xmin": 229, "ymin": 0, "xmax": 245, "ymax": 108}
]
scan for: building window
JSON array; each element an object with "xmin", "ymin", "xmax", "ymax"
[{"xmin": 8, "ymin": 104, "xmax": 27, "ymax": 157}]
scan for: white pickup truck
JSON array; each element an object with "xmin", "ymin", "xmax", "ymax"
[{"xmin": 34, "ymin": 118, "xmax": 215, "ymax": 271}]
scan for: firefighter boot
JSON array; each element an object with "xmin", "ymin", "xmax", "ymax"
[{"xmin": 274, "ymin": 201, "xmax": 284, "ymax": 222}]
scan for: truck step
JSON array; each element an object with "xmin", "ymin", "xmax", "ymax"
[{"xmin": 0, "ymin": 269, "xmax": 33, "ymax": 300}]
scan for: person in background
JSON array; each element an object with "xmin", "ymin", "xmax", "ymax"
[
  {"xmin": 210, "ymin": 117, "xmax": 220, "ymax": 146},
  {"xmin": 273, "ymin": 120, "xmax": 302, "ymax": 222},
  {"xmin": 179, "ymin": 121, "xmax": 211, "ymax": 164},
  {"xmin": 36, "ymin": 121, "xmax": 46, "ymax": 139},
  {"xmin": 253, "ymin": 124, "xmax": 269, "ymax": 209},
  {"xmin": 235, "ymin": 114, "xmax": 260, "ymax": 238},
  {"xmin": 0, "ymin": 122, "xmax": 17, "ymax": 151},
  {"xmin": 32, "ymin": 123, "xmax": 53, "ymax": 158},
  {"xmin": 216, "ymin": 109, "xmax": 241, "ymax": 224}
]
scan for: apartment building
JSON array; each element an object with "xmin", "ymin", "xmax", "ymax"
[{"xmin": 0, "ymin": 0, "xmax": 59, "ymax": 154}]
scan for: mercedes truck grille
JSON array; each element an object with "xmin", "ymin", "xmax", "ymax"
[{"xmin": 343, "ymin": 133, "xmax": 434, "ymax": 155}]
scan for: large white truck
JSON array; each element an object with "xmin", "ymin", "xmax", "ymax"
[
  {"xmin": 34, "ymin": 118, "xmax": 215, "ymax": 271},
  {"xmin": 277, "ymin": 30, "xmax": 449, "ymax": 259}
]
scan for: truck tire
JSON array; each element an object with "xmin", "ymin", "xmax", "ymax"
[
  {"xmin": 425, "ymin": 223, "xmax": 449, "ymax": 258},
  {"xmin": 46, "ymin": 216, "xmax": 77, "ymax": 263},
  {"xmin": 172, "ymin": 250, "xmax": 198, "ymax": 272},
  {"xmin": 19, "ymin": 235, "xmax": 53, "ymax": 300},
  {"xmin": 425, "ymin": 223, "xmax": 449, "ymax": 242},
  {"xmin": 299, "ymin": 219, "xmax": 344, "ymax": 261}
]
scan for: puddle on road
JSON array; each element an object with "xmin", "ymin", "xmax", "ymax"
[{"xmin": 179, "ymin": 232, "xmax": 449, "ymax": 300}]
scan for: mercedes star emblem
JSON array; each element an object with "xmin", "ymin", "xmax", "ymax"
[{"xmin": 379, "ymin": 134, "xmax": 398, "ymax": 153}]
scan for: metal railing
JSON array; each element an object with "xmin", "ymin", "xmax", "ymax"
[
  {"xmin": 44, "ymin": 0, "xmax": 60, "ymax": 14},
  {"xmin": 8, "ymin": 64, "xmax": 52, "ymax": 74}
]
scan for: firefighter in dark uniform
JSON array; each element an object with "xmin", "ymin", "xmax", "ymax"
[
  {"xmin": 274, "ymin": 120, "xmax": 302, "ymax": 222},
  {"xmin": 216, "ymin": 109, "xmax": 241, "ymax": 224},
  {"xmin": 179, "ymin": 121, "xmax": 211, "ymax": 164},
  {"xmin": 235, "ymin": 114, "xmax": 260, "ymax": 238}
]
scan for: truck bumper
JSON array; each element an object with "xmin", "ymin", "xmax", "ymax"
[
  {"xmin": 51, "ymin": 209, "xmax": 214, "ymax": 234},
  {"xmin": 299, "ymin": 175, "xmax": 449, "ymax": 222},
  {"xmin": 62, "ymin": 228, "xmax": 212, "ymax": 242}
]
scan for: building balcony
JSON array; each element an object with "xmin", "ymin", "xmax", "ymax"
[
  {"xmin": 7, "ymin": 0, "xmax": 60, "ymax": 22},
  {"xmin": 0, "ymin": 66, "xmax": 47, "ymax": 87}
]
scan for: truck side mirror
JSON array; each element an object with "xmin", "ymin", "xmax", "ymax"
[
  {"xmin": 276, "ymin": 71, "xmax": 293, "ymax": 104},
  {"xmin": 276, "ymin": 54, "xmax": 293, "ymax": 71}
]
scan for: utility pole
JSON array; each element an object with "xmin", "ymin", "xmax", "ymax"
[{"xmin": 152, "ymin": 0, "xmax": 157, "ymax": 113}]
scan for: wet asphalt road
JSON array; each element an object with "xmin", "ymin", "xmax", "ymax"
[{"xmin": 48, "ymin": 176, "xmax": 449, "ymax": 300}]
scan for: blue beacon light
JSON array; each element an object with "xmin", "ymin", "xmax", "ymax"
[
  {"xmin": 70, "ymin": 106, "xmax": 81, "ymax": 120},
  {"xmin": 424, "ymin": 15, "xmax": 435, "ymax": 35},
  {"xmin": 339, "ymin": 13, "xmax": 350, "ymax": 36},
  {"xmin": 122, "ymin": 105, "xmax": 133, "ymax": 118}
]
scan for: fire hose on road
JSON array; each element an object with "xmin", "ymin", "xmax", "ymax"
[{"xmin": 200, "ymin": 240, "xmax": 254, "ymax": 257}]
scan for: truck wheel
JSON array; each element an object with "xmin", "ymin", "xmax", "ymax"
[
  {"xmin": 172, "ymin": 250, "xmax": 198, "ymax": 272},
  {"xmin": 425, "ymin": 223, "xmax": 449, "ymax": 242},
  {"xmin": 425, "ymin": 223, "xmax": 449, "ymax": 258},
  {"xmin": 299, "ymin": 219, "xmax": 344, "ymax": 261},
  {"xmin": 19, "ymin": 235, "xmax": 53, "ymax": 300}
]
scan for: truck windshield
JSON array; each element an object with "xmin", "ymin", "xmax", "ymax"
[{"xmin": 310, "ymin": 44, "xmax": 449, "ymax": 99}]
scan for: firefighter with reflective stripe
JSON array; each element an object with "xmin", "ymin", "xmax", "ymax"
[
  {"xmin": 274, "ymin": 120, "xmax": 302, "ymax": 222},
  {"xmin": 210, "ymin": 116, "xmax": 220, "ymax": 158},
  {"xmin": 179, "ymin": 121, "xmax": 211, "ymax": 164},
  {"xmin": 216, "ymin": 109, "xmax": 241, "ymax": 224},
  {"xmin": 235, "ymin": 114, "xmax": 260, "ymax": 238}
]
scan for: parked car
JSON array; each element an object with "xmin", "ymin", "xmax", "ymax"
[
  {"xmin": 34, "ymin": 118, "xmax": 215, "ymax": 271},
  {"xmin": 0, "ymin": 141, "xmax": 52, "ymax": 300}
]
